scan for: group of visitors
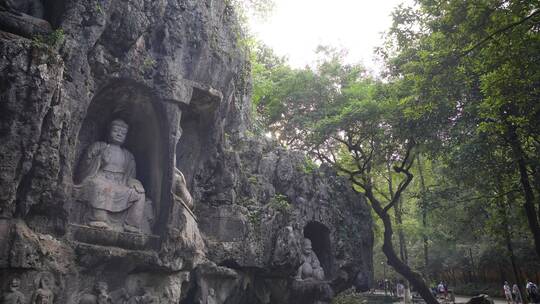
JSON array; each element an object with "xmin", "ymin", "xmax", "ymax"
[
  {"xmin": 375, "ymin": 279, "xmax": 405, "ymax": 297},
  {"xmin": 504, "ymin": 280, "xmax": 540, "ymax": 304},
  {"xmin": 431, "ymin": 282, "xmax": 449, "ymax": 299}
]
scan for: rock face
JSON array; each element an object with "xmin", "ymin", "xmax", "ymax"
[{"xmin": 0, "ymin": 1, "xmax": 373, "ymax": 303}]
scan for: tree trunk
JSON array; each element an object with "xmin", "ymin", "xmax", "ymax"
[
  {"xmin": 416, "ymin": 155, "xmax": 429, "ymax": 277},
  {"xmin": 379, "ymin": 211, "xmax": 438, "ymax": 304},
  {"xmin": 502, "ymin": 190, "xmax": 525, "ymax": 297},
  {"xmin": 387, "ymin": 164, "xmax": 408, "ymax": 264},
  {"xmin": 365, "ymin": 186, "xmax": 438, "ymax": 304},
  {"xmin": 395, "ymin": 196, "xmax": 409, "ymax": 263},
  {"xmin": 506, "ymin": 123, "xmax": 540, "ymax": 257},
  {"xmin": 468, "ymin": 248, "xmax": 476, "ymax": 283}
]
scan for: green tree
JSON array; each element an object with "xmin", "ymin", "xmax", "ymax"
[
  {"xmin": 253, "ymin": 46, "xmax": 439, "ymax": 303},
  {"xmin": 383, "ymin": 0, "xmax": 540, "ymax": 258}
]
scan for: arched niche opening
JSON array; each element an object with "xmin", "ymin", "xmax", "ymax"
[
  {"xmin": 9, "ymin": 0, "xmax": 66, "ymax": 28},
  {"xmin": 74, "ymin": 80, "xmax": 169, "ymax": 234},
  {"xmin": 176, "ymin": 86, "xmax": 221, "ymax": 186},
  {"xmin": 43, "ymin": 0, "xmax": 66, "ymax": 28},
  {"xmin": 304, "ymin": 221, "xmax": 335, "ymax": 279}
]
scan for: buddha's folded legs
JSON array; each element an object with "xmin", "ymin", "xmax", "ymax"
[
  {"xmin": 88, "ymin": 209, "xmax": 111, "ymax": 229},
  {"xmin": 124, "ymin": 194, "xmax": 146, "ymax": 233}
]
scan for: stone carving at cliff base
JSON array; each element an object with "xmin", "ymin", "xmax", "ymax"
[
  {"xmin": 296, "ymin": 238, "xmax": 325, "ymax": 281},
  {"xmin": 205, "ymin": 288, "xmax": 217, "ymax": 304},
  {"xmin": 2, "ymin": 278, "xmax": 25, "ymax": 304},
  {"xmin": 74, "ymin": 119, "xmax": 153, "ymax": 235},
  {"xmin": 291, "ymin": 238, "xmax": 334, "ymax": 304},
  {"xmin": 79, "ymin": 282, "xmax": 112, "ymax": 304},
  {"xmin": 174, "ymin": 167, "xmax": 195, "ymax": 212},
  {"xmin": 31, "ymin": 273, "xmax": 54, "ymax": 304}
]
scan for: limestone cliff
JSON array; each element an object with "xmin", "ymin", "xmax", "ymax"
[{"xmin": 0, "ymin": 0, "xmax": 373, "ymax": 303}]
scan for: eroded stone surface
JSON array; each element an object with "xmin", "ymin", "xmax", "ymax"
[{"xmin": 0, "ymin": 0, "xmax": 373, "ymax": 303}]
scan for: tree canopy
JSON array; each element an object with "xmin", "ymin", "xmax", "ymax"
[{"xmin": 249, "ymin": 0, "xmax": 540, "ymax": 301}]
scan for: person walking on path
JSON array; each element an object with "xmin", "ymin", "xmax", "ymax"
[
  {"xmin": 438, "ymin": 282, "xmax": 445, "ymax": 299},
  {"xmin": 504, "ymin": 281, "xmax": 513, "ymax": 304},
  {"xmin": 527, "ymin": 280, "xmax": 540, "ymax": 304},
  {"xmin": 512, "ymin": 284, "xmax": 523, "ymax": 304}
]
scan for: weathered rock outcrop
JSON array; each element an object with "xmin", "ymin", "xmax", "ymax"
[{"xmin": 0, "ymin": 0, "xmax": 372, "ymax": 303}]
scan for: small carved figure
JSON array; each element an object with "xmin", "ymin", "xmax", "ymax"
[
  {"xmin": 75, "ymin": 119, "xmax": 151, "ymax": 234},
  {"xmin": 31, "ymin": 273, "xmax": 54, "ymax": 304},
  {"xmin": 206, "ymin": 288, "xmax": 217, "ymax": 304},
  {"xmin": 0, "ymin": 0, "xmax": 44, "ymax": 18},
  {"xmin": 295, "ymin": 238, "xmax": 325, "ymax": 281},
  {"xmin": 2, "ymin": 278, "xmax": 25, "ymax": 304},
  {"xmin": 173, "ymin": 168, "xmax": 194, "ymax": 211},
  {"xmin": 124, "ymin": 288, "xmax": 155, "ymax": 304},
  {"xmin": 79, "ymin": 281, "xmax": 112, "ymax": 304}
]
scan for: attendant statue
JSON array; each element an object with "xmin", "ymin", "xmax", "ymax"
[
  {"xmin": 295, "ymin": 238, "xmax": 325, "ymax": 281},
  {"xmin": 173, "ymin": 168, "xmax": 194, "ymax": 211},
  {"xmin": 206, "ymin": 288, "xmax": 217, "ymax": 304},
  {"xmin": 2, "ymin": 278, "xmax": 25, "ymax": 304},
  {"xmin": 123, "ymin": 286, "xmax": 155, "ymax": 304},
  {"xmin": 31, "ymin": 273, "xmax": 54, "ymax": 304},
  {"xmin": 75, "ymin": 119, "xmax": 151, "ymax": 234},
  {"xmin": 79, "ymin": 282, "xmax": 112, "ymax": 304}
]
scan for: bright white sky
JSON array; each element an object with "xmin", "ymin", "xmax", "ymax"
[{"xmin": 248, "ymin": 0, "xmax": 412, "ymax": 73}]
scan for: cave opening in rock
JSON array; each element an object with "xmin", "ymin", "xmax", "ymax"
[
  {"xmin": 43, "ymin": 0, "xmax": 66, "ymax": 28},
  {"xmin": 75, "ymin": 80, "xmax": 169, "ymax": 234},
  {"xmin": 303, "ymin": 221, "xmax": 334, "ymax": 279}
]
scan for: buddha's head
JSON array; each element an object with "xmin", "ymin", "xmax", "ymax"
[
  {"xmin": 302, "ymin": 238, "xmax": 313, "ymax": 255},
  {"xmin": 9, "ymin": 278, "xmax": 21, "ymax": 290},
  {"xmin": 109, "ymin": 119, "xmax": 129, "ymax": 145},
  {"xmin": 39, "ymin": 274, "xmax": 51, "ymax": 289},
  {"xmin": 95, "ymin": 281, "xmax": 108, "ymax": 294}
]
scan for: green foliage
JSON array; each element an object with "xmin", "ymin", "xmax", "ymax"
[
  {"xmin": 300, "ymin": 157, "xmax": 319, "ymax": 174},
  {"xmin": 32, "ymin": 29, "xmax": 65, "ymax": 50},
  {"xmin": 248, "ymin": 209, "xmax": 262, "ymax": 227},
  {"xmin": 143, "ymin": 57, "xmax": 156, "ymax": 70},
  {"xmin": 95, "ymin": 3, "xmax": 104, "ymax": 14},
  {"xmin": 248, "ymin": 0, "xmax": 540, "ymax": 294},
  {"xmin": 247, "ymin": 175, "xmax": 259, "ymax": 185},
  {"xmin": 228, "ymin": 0, "xmax": 275, "ymax": 20},
  {"xmin": 332, "ymin": 290, "xmax": 398, "ymax": 304},
  {"xmin": 332, "ymin": 290, "xmax": 366, "ymax": 304},
  {"xmin": 452, "ymin": 283, "xmax": 501, "ymax": 297},
  {"xmin": 375, "ymin": 0, "xmax": 540, "ymax": 286},
  {"xmin": 268, "ymin": 194, "xmax": 291, "ymax": 213}
]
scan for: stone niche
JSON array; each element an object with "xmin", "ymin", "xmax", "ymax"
[
  {"xmin": 175, "ymin": 85, "xmax": 222, "ymax": 186},
  {"xmin": 0, "ymin": 0, "xmax": 66, "ymax": 39},
  {"xmin": 70, "ymin": 80, "xmax": 170, "ymax": 245},
  {"xmin": 304, "ymin": 221, "xmax": 335, "ymax": 279},
  {"xmin": 41, "ymin": 0, "xmax": 66, "ymax": 28}
]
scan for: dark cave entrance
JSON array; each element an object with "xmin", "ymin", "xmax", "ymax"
[
  {"xmin": 42, "ymin": 0, "xmax": 66, "ymax": 28},
  {"xmin": 303, "ymin": 221, "xmax": 334, "ymax": 279}
]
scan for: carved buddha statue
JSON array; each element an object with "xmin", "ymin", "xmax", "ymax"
[
  {"xmin": 79, "ymin": 282, "xmax": 112, "ymax": 304},
  {"xmin": 2, "ymin": 278, "xmax": 25, "ymax": 304},
  {"xmin": 295, "ymin": 238, "xmax": 325, "ymax": 281},
  {"xmin": 75, "ymin": 119, "xmax": 151, "ymax": 234},
  {"xmin": 31, "ymin": 274, "xmax": 54, "ymax": 304}
]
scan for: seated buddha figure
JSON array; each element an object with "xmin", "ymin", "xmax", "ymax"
[
  {"xmin": 75, "ymin": 119, "xmax": 150, "ymax": 234},
  {"xmin": 295, "ymin": 238, "xmax": 325, "ymax": 281}
]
